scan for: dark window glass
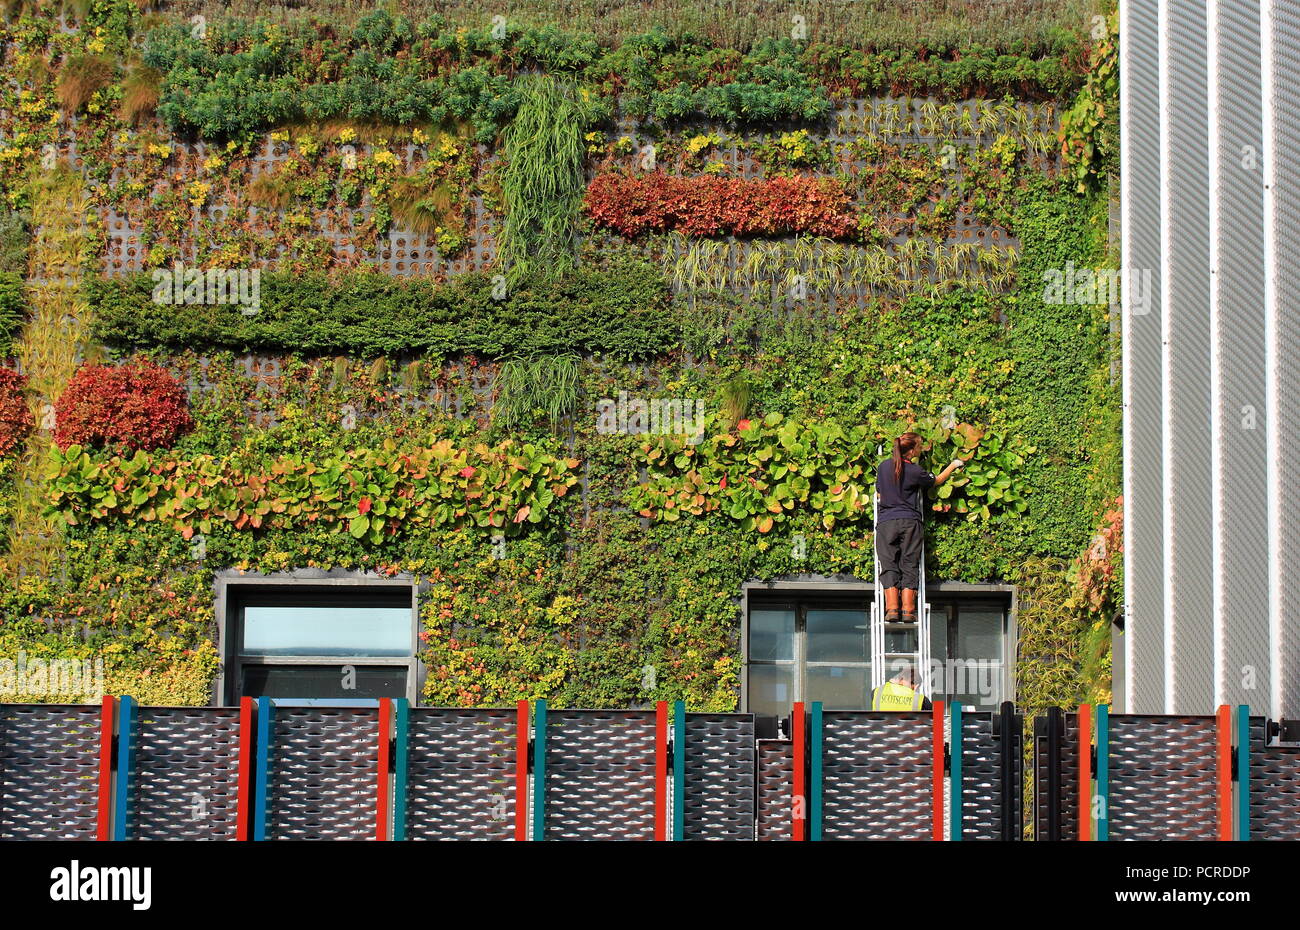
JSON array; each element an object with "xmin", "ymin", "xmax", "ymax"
[{"xmin": 241, "ymin": 664, "xmax": 407, "ymax": 701}]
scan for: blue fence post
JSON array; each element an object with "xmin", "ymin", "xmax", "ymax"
[
  {"xmin": 112, "ymin": 695, "xmax": 136, "ymax": 841},
  {"xmin": 673, "ymin": 700, "xmax": 686, "ymax": 841},
  {"xmin": 950, "ymin": 702, "xmax": 963, "ymax": 841},
  {"xmin": 810, "ymin": 702, "xmax": 823, "ymax": 841},
  {"xmin": 1237, "ymin": 705, "xmax": 1250, "ymax": 841},
  {"xmin": 392, "ymin": 698, "xmax": 409, "ymax": 842},
  {"xmin": 1096, "ymin": 704, "xmax": 1109, "ymax": 841},
  {"xmin": 253, "ymin": 696, "xmax": 273, "ymax": 842},
  {"xmin": 532, "ymin": 699, "xmax": 547, "ymax": 841}
]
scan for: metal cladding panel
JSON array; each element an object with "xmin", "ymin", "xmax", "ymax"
[
  {"xmin": 404, "ymin": 708, "xmax": 515, "ymax": 841},
  {"xmin": 1212, "ymin": 1, "xmax": 1270, "ymax": 711},
  {"xmin": 959, "ymin": 712, "xmax": 1018, "ymax": 840},
  {"xmin": 1163, "ymin": 0, "xmax": 1215, "ymax": 712},
  {"xmin": 267, "ymin": 707, "xmax": 377, "ymax": 840},
  {"xmin": 755, "ymin": 739, "xmax": 793, "ymax": 841},
  {"xmin": 543, "ymin": 710, "xmax": 655, "ymax": 840},
  {"xmin": 820, "ymin": 711, "xmax": 930, "ymax": 840},
  {"xmin": 1267, "ymin": 2, "xmax": 1300, "ymax": 720},
  {"xmin": 1106, "ymin": 715, "xmax": 1218, "ymax": 839},
  {"xmin": 1121, "ymin": 0, "xmax": 1167, "ymax": 713},
  {"xmin": 1247, "ymin": 717, "xmax": 1300, "ymax": 839},
  {"xmin": 682, "ymin": 713, "xmax": 755, "ymax": 841},
  {"xmin": 0, "ymin": 704, "xmax": 102, "ymax": 840},
  {"xmin": 130, "ymin": 707, "xmax": 241, "ymax": 840}
]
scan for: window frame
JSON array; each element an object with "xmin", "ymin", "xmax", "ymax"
[
  {"xmin": 740, "ymin": 577, "xmax": 1016, "ymax": 714},
  {"xmin": 214, "ymin": 570, "xmax": 423, "ymax": 706}
]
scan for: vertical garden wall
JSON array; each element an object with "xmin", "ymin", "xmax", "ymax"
[{"xmin": 0, "ymin": 0, "xmax": 1119, "ymax": 714}]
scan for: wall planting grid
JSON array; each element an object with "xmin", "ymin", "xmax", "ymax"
[
  {"xmin": 84, "ymin": 97, "xmax": 1054, "ymax": 299},
  {"xmin": 3, "ymin": 700, "xmax": 1291, "ymax": 841}
]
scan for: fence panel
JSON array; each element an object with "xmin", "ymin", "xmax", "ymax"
[
  {"xmin": 542, "ymin": 709, "xmax": 655, "ymax": 840},
  {"xmin": 959, "ymin": 710, "xmax": 1020, "ymax": 840},
  {"xmin": 820, "ymin": 711, "xmax": 931, "ymax": 840},
  {"xmin": 1247, "ymin": 716, "xmax": 1300, "ymax": 839},
  {"xmin": 0, "ymin": 703, "xmax": 103, "ymax": 840},
  {"xmin": 404, "ymin": 707, "xmax": 516, "ymax": 840},
  {"xmin": 681, "ymin": 712, "xmax": 755, "ymax": 840},
  {"xmin": 755, "ymin": 738, "xmax": 792, "ymax": 841},
  {"xmin": 264, "ymin": 706, "xmax": 377, "ymax": 840},
  {"xmin": 128, "ymin": 706, "xmax": 242, "ymax": 840},
  {"xmin": 1106, "ymin": 714, "xmax": 1218, "ymax": 840}
]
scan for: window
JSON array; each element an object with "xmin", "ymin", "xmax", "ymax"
[
  {"xmin": 744, "ymin": 586, "xmax": 1012, "ymax": 718},
  {"xmin": 218, "ymin": 579, "xmax": 419, "ymax": 705}
]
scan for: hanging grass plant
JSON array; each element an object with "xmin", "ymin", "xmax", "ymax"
[{"xmin": 499, "ymin": 74, "xmax": 600, "ymax": 285}]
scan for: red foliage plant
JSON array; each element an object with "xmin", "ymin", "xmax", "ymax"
[
  {"xmin": 0, "ymin": 367, "xmax": 32, "ymax": 458},
  {"xmin": 583, "ymin": 171, "xmax": 858, "ymax": 238},
  {"xmin": 54, "ymin": 359, "xmax": 194, "ymax": 453}
]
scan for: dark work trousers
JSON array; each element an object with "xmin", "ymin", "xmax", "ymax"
[{"xmin": 876, "ymin": 518, "xmax": 923, "ymax": 590}]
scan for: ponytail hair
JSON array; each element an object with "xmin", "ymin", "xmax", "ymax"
[{"xmin": 892, "ymin": 432, "xmax": 924, "ymax": 486}]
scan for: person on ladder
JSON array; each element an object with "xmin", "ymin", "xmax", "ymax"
[
  {"xmin": 875, "ymin": 431, "xmax": 965, "ymax": 624},
  {"xmin": 872, "ymin": 662, "xmax": 932, "ymax": 710}
]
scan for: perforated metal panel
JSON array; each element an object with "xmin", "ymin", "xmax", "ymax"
[
  {"xmin": 1121, "ymin": 0, "xmax": 1167, "ymax": 714},
  {"xmin": 1247, "ymin": 717, "xmax": 1300, "ymax": 839},
  {"xmin": 1034, "ymin": 712, "xmax": 1082, "ymax": 840},
  {"xmin": 266, "ymin": 707, "xmax": 377, "ymax": 840},
  {"xmin": 1210, "ymin": 0, "xmax": 1270, "ymax": 712},
  {"xmin": 129, "ymin": 706, "xmax": 242, "ymax": 841},
  {"xmin": 820, "ymin": 711, "xmax": 931, "ymax": 840},
  {"xmin": 682, "ymin": 713, "xmax": 755, "ymax": 840},
  {"xmin": 1106, "ymin": 715, "xmax": 1218, "ymax": 839},
  {"xmin": 543, "ymin": 710, "xmax": 655, "ymax": 840},
  {"xmin": 1267, "ymin": 0, "xmax": 1300, "ymax": 724},
  {"xmin": 959, "ymin": 711, "xmax": 1019, "ymax": 840},
  {"xmin": 755, "ymin": 739, "xmax": 793, "ymax": 841},
  {"xmin": 404, "ymin": 708, "xmax": 516, "ymax": 841},
  {"xmin": 0, "ymin": 704, "xmax": 102, "ymax": 841}
]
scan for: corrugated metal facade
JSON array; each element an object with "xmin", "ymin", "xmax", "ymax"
[{"xmin": 1122, "ymin": 0, "xmax": 1298, "ymax": 719}]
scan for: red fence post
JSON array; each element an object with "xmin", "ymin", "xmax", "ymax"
[
  {"xmin": 932, "ymin": 700, "xmax": 946, "ymax": 841},
  {"xmin": 1216, "ymin": 704, "xmax": 1233, "ymax": 841},
  {"xmin": 96, "ymin": 695, "xmax": 115, "ymax": 842},
  {"xmin": 236, "ymin": 697, "xmax": 254, "ymax": 841},
  {"xmin": 1079, "ymin": 704, "xmax": 1092, "ymax": 841},
  {"xmin": 515, "ymin": 700, "xmax": 529, "ymax": 841},
  {"xmin": 655, "ymin": 701, "xmax": 668, "ymax": 840},
  {"xmin": 377, "ymin": 698, "xmax": 392, "ymax": 841},
  {"xmin": 792, "ymin": 702, "xmax": 806, "ymax": 841}
]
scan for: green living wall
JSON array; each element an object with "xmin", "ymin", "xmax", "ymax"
[{"xmin": 0, "ymin": 0, "xmax": 1120, "ymax": 712}]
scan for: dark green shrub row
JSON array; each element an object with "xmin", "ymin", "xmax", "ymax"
[
  {"xmin": 86, "ymin": 262, "xmax": 675, "ymax": 359},
  {"xmin": 142, "ymin": 12, "xmax": 1083, "ymax": 140}
]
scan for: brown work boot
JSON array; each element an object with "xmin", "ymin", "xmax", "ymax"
[
  {"xmin": 901, "ymin": 588, "xmax": 919, "ymax": 623},
  {"xmin": 884, "ymin": 587, "xmax": 901, "ymax": 623}
]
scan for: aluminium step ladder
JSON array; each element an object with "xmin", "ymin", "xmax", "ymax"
[{"xmin": 869, "ymin": 463, "xmax": 933, "ymax": 698}]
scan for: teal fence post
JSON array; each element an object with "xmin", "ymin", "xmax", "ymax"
[
  {"xmin": 112, "ymin": 695, "xmax": 135, "ymax": 841},
  {"xmin": 673, "ymin": 700, "xmax": 685, "ymax": 841},
  {"xmin": 532, "ymin": 699, "xmax": 547, "ymax": 841},
  {"xmin": 950, "ymin": 702, "xmax": 962, "ymax": 841},
  {"xmin": 810, "ymin": 702, "xmax": 823, "ymax": 841},
  {"xmin": 393, "ymin": 698, "xmax": 409, "ymax": 842},
  {"xmin": 253, "ymin": 696, "xmax": 273, "ymax": 841},
  {"xmin": 1096, "ymin": 704, "xmax": 1109, "ymax": 841},
  {"xmin": 1237, "ymin": 705, "xmax": 1250, "ymax": 841}
]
